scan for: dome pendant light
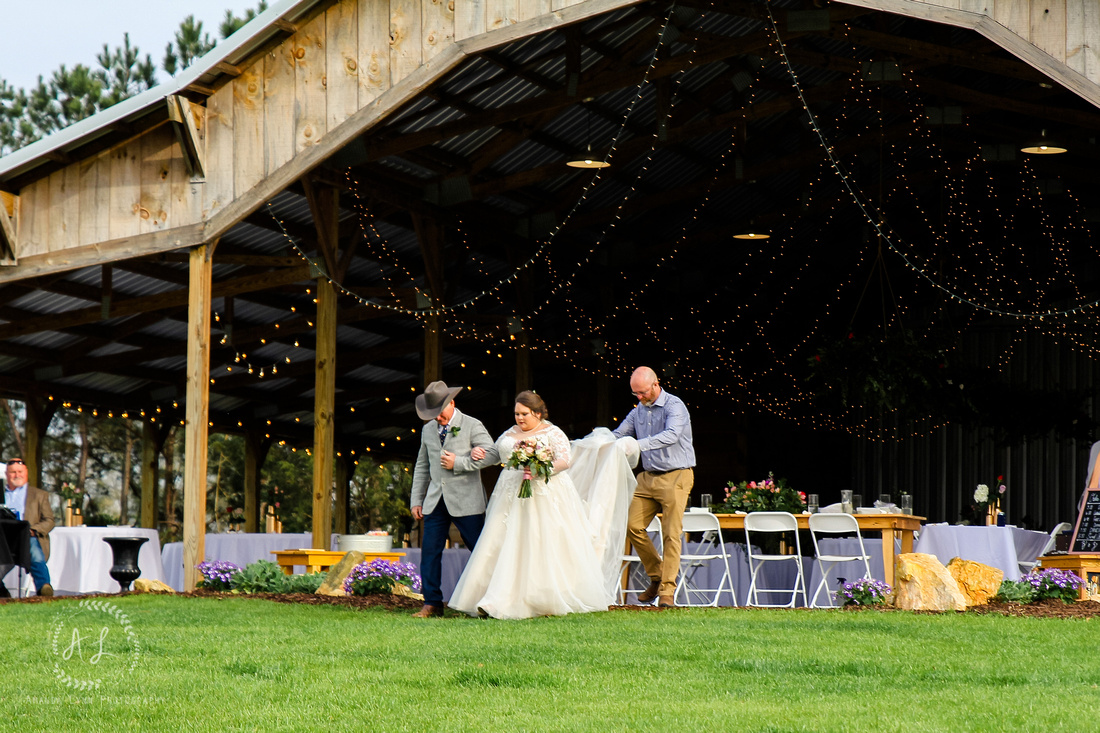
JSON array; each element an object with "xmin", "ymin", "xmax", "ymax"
[
  {"xmin": 1020, "ymin": 129, "xmax": 1067, "ymax": 155},
  {"xmin": 567, "ymin": 103, "xmax": 611, "ymax": 169}
]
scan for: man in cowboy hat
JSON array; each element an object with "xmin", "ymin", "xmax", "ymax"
[{"xmin": 409, "ymin": 380, "xmax": 498, "ymax": 618}]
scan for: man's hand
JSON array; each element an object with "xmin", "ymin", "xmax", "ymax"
[
  {"xmin": 440, "ymin": 450, "xmax": 456, "ymax": 470},
  {"xmin": 471, "ymin": 446, "xmax": 486, "ymax": 461},
  {"xmin": 412, "ymin": 506, "xmax": 424, "ymax": 521}
]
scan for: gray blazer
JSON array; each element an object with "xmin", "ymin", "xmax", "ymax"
[{"xmin": 410, "ymin": 407, "xmax": 499, "ymax": 516}]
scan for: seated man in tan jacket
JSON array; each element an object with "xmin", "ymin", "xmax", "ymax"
[{"xmin": 4, "ymin": 458, "xmax": 55, "ymax": 596}]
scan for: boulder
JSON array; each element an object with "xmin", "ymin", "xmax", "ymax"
[
  {"xmin": 315, "ymin": 551, "xmax": 366, "ymax": 596},
  {"xmin": 133, "ymin": 578, "xmax": 175, "ymax": 593},
  {"xmin": 893, "ymin": 553, "xmax": 966, "ymax": 611},
  {"xmin": 947, "ymin": 558, "xmax": 1004, "ymax": 607},
  {"xmin": 391, "ymin": 582, "xmax": 424, "ymax": 601}
]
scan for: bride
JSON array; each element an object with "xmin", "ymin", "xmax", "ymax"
[{"xmin": 448, "ymin": 391, "xmax": 638, "ymax": 620}]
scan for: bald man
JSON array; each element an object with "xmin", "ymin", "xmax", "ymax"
[{"xmin": 613, "ymin": 367, "xmax": 696, "ymax": 607}]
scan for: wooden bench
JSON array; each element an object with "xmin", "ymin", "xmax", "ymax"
[{"xmin": 271, "ymin": 549, "xmax": 406, "ymax": 575}]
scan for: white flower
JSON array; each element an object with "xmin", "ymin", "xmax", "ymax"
[{"xmin": 974, "ymin": 484, "xmax": 989, "ymax": 503}]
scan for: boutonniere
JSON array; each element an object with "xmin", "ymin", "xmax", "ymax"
[{"xmin": 450, "ymin": 426, "xmax": 461, "ymax": 436}]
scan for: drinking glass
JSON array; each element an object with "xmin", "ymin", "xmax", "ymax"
[
  {"xmin": 840, "ymin": 490, "xmax": 853, "ymax": 514},
  {"xmin": 807, "ymin": 494, "xmax": 819, "ymax": 514},
  {"xmin": 852, "ymin": 494, "xmax": 863, "ymax": 510},
  {"xmin": 879, "ymin": 493, "xmax": 891, "ymax": 506},
  {"xmin": 700, "ymin": 493, "xmax": 712, "ymax": 511},
  {"xmin": 900, "ymin": 494, "xmax": 913, "ymax": 514}
]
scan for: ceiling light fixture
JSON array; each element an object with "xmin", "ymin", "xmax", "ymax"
[
  {"xmin": 733, "ymin": 180, "xmax": 770, "ymax": 239},
  {"xmin": 567, "ymin": 103, "xmax": 611, "ymax": 169},
  {"xmin": 1020, "ymin": 129, "xmax": 1067, "ymax": 155}
]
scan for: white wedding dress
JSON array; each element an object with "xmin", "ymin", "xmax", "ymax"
[{"xmin": 449, "ymin": 425, "xmax": 638, "ymax": 620}]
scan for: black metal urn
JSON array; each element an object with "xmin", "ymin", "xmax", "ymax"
[{"xmin": 103, "ymin": 536, "xmax": 149, "ymax": 592}]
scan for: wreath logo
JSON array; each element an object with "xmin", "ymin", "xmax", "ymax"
[{"xmin": 48, "ymin": 599, "xmax": 141, "ymax": 691}]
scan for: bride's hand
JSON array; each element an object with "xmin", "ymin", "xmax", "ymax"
[{"xmin": 471, "ymin": 446, "xmax": 486, "ymax": 461}]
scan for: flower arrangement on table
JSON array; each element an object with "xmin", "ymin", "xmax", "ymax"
[
  {"xmin": 966, "ymin": 476, "xmax": 1006, "ymax": 525},
  {"xmin": 58, "ymin": 482, "xmax": 84, "ymax": 504},
  {"xmin": 506, "ymin": 436, "xmax": 554, "ymax": 498},
  {"xmin": 343, "ymin": 559, "xmax": 422, "ymax": 596},
  {"xmin": 222, "ymin": 506, "xmax": 245, "ymax": 528},
  {"xmin": 715, "ymin": 472, "xmax": 806, "ymax": 514}
]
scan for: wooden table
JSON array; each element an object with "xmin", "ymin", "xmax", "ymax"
[
  {"xmin": 271, "ymin": 549, "xmax": 406, "ymax": 575},
  {"xmin": 713, "ymin": 513, "xmax": 923, "ymax": 587}
]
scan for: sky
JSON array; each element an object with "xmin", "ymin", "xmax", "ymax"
[{"xmin": 0, "ymin": 1, "xmax": 263, "ymax": 91}]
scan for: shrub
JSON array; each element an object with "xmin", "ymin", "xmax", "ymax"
[
  {"xmin": 196, "ymin": 560, "xmax": 241, "ymax": 591},
  {"xmin": 231, "ymin": 560, "xmax": 289, "ymax": 594},
  {"xmin": 839, "ymin": 578, "xmax": 891, "ymax": 606},
  {"xmin": 1023, "ymin": 568, "xmax": 1082, "ymax": 603},
  {"xmin": 993, "ymin": 579, "xmax": 1035, "ymax": 603},
  {"xmin": 344, "ymin": 560, "xmax": 422, "ymax": 596},
  {"xmin": 284, "ymin": 572, "xmax": 326, "ymax": 594}
]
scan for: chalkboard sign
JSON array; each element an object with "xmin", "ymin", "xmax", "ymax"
[{"xmin": 1070, "ymin": 489, "xmax": 1100, "ymax": 553}]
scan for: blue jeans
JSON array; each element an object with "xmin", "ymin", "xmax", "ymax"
[
  {"xmin": 421, "ymin": 503, "xmax": 484, "ymax": 606},
  {"xmin": 29, "ymin": 536, "xmax": 51, "ymax": 592}
]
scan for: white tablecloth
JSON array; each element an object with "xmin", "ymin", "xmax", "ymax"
[
  {"xmin": 162, "ymin": 533, "xmax": 322, "ymax": 591},
  {"xmin": 46, "ymin": 527, "xmax": 165, "ymax": 594},
  {"xmin": 914, "ymin": 524, "xmax": 1049, "ymax": 581}
]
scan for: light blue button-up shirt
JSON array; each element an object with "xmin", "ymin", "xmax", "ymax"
[
  {"xmin": 612, "ymin": 388, "xmax": 695, "ymax": 472},
  {"xmin": 4, "ymin": 483, "xmax": 27, "ymax": 519}
]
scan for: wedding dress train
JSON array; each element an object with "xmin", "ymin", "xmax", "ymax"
[{"xmin": 448, "ymin": 426, "xmax": 638, "ymax": 619}]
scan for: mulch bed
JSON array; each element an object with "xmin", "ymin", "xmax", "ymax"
[{"xmin": 4, "ymin": 591, "xmax": 1100, "ymax": 618}]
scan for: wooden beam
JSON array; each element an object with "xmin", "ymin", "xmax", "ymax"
[
  {"xmin": 182, "ymin": 243, "xmax": 214, "ymax": 591},
  {"xmin": 0, "ymin": 192, "xmax": 16, "ymax": 265},
  {"xmin": 141, "ymin": 419, "xmax": 160, "ymax": 530},
  {"xmin": 301, "ymin": 177, "xmax": 341, "ymax": 276},
  {"xmin": 23, "ymin": 396, "xmax": 56, "ymax": 488},
  {"xmin": 0, "ymin": 264, "xmax": 311, "ymax": 341},
  {"xmin": 311, "ymin": 277, "xmax": 337, "ymax": 550},
  {"xmin": 334, "ymin": 452, "xmax": 350, "ymax": 535},
  {"xmin": 167, "ymin": 95, "xmax": 206, "ymax": 178}
]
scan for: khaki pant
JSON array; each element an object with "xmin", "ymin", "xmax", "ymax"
[{"xmin": 627, "ymin": 469, "xmax": 694, "ymax": 596}]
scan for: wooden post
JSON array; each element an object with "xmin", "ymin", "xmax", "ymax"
[
  {"xmin": 312, "ymin": 276, "xmax": 337, "ymax": 550},
  {"xmin": 182, "ymin": 243, "xmax": 214, "ymax": 591},
  {"xmin": 424, "ymin": 314, "xmax": 443, "ymax": 384},
  {"xmin": 140, "ymin": 419, "xmax": 160, "ymax": 529},
  {"xmin": 23, "ymin": 396, "xmax": 55, "ymax": 488},
  {"xmin": 244, "ymin": 430, "xmax": 270, "ymax": 534},
  {"xmin": 334, "ymin": 451, "xmax": 350, "ymax": 535}
]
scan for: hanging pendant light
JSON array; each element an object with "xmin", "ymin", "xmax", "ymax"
[
  {"xmin": 733, "ymin": 224, "xmax": 770, "ymax": 240},
  {"xmin": 1020, "ymin": 129, "xmax": 1067, "ymax": 155},
  {"xmin": 567, "ymin": 103, "xmax": 611, "ymax": 169},
  {"xmin": 733, "ymin": 180, "xmax": 770, "ymax": 239}
]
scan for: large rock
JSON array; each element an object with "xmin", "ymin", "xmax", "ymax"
[
  {"xmin": 894, "ymin": 553, "xmax": 966, "ymax": 611},
  {"xmin": 947, "ymin": 558, "xmax": 1004, "ymax": 607},
  {"xmin": 391, "ymin": 582, "xmax": 424, "ymax": 601},
  {"xmin": 133, "ymin": 578, "xmax": 175, "ymax": 593},
  {"xmin": 315, "ymin": 551, "xmax": 365, "ymax": 596}
]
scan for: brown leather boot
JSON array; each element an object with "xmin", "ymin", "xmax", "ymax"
[
  {"xmin": 658, "ymin": 595, "xmax": 675, "ymax": 608},
  {"xmin": 412, "ymin": 604, "xmax": 444, "ymax": 618},
  {"xmin": 637, "ymin": 579, "xmax": 661, "ymax": 604}
]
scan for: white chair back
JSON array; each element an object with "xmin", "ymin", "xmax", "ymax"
[
  {"xmin": 674, "ymin": 510, "xmax": 735, "ymax": 607},
  {"xmin": 619, "ymin": 516, "xmax": 663, "ymax": 604},
  {"xmin": 807, "ymin": 512, "xmax": 873, "ymax": 608},
  {"xmin": 1019, "ymin": 521, "xmax": 1073, "ymax": 574},
  {"xmin": 744, "ymin": 511, "xmax": 806, "ymax": 607}
]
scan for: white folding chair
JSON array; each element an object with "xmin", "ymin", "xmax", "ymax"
[
  {"xmin": 619, "ymin": 516, "xmax": 662, "ymax": 605},
  {"xmin": 808, "ymin": 513, "xmax": 873, "ymax": 608},
  {"xmin": 674, "ymin": 509, "xmax": 736, "ymax": 607},
  {"xmin": 1019, "ymin": 521, "xmax": 1072, "ymax": 575},
  {"xmin": 744, "ymin": 511, "xmax": 807, "ymax": 608}
]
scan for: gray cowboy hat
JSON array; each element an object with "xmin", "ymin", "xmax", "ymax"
[{"xmin": 415, "ymin": 380, "xmax": 464, "ymax": 420}]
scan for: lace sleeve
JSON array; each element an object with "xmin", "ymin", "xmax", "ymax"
[{"xmin": 547, "ymin": 425, "xmax": 572, "ymax": 473}]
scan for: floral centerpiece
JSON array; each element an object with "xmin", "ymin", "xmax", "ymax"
[
  {"xmin": 343, "ymin": 559, "xmax": 422, "ymax": 596},
  {"xmin": 58, "ymin": 482, "xmax": 84, "ymax": 508},
  {"xmin": 966, "ymin": 476, "xmax": 1006, "ymax": 525},
  {"xmin": 506, "ymin": 436, "xmax": 554, "ymax": 498},
  {"xmin": 715, "ymin": 472, "xmax": 806, "ymax": 514},
  {"xmin": 222, "ymin": 506, "xmax": 245, "ymax": 529}
]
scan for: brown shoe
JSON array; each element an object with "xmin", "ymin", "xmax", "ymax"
[
  {"xmin": 412, "ymin": 604, "xmax": 444, "ymax": 618},
  {"xmin": 39, "ymin": 584, "xmax": 54, "ymax": 597},
  {"xmin": 658, "ymin": 595, "xmax": 675, "ymax": 608},
  {"xmin": 637, "ymin": 579, "xmax": 661, "ymax": 604}
]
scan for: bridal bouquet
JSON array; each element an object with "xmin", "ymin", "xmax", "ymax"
[{"xmin": 506, "ymin": 436, "xmax": 554, "ymax": 498}]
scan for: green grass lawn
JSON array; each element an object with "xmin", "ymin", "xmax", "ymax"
[{"xmin": 3, "ymin": 595, "xmax": 1098, "ymax": 732}]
